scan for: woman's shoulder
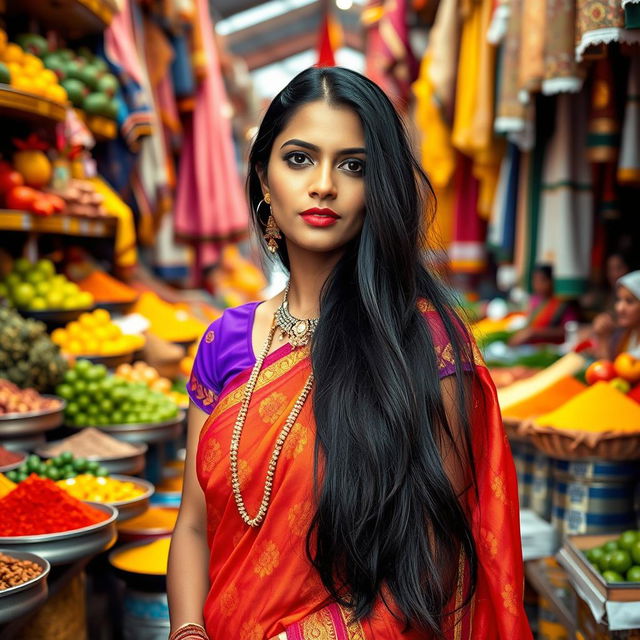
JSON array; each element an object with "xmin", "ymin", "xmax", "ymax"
[{"xmin": 416, "ymin": 298, "xmax": 484, "ymax": 377}]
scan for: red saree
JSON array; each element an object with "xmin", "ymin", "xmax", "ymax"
[{"xmin": 195, "ymin": 308, "xmax": 532, "ymax": 639}]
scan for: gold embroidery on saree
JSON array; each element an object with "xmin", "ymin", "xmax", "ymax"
[
  {"xmin": 211, "ymin": 347, "xmax": 310, "ymax": 421},
  {"xmin": 239, "ymin": 618, "xmax": 264, "ymax": 640},
  {"xmin": 453, "ymin": 551, "xmax": 466, "ymax": 640},
  {"xmin": 253, "ymin": 539, "xmax": 280, "ymax": 578},
  {"xmin": 189, "ymin": 373, "xmax": 219, "ymax": 407},
  {"xmin": 288, "ymin": 500, "xmax": 314, "ymax": 537},
  {"xmin": 338, "ymin": 606, "xmax": 366, "ymax": 640},
  {"xmin": 258, "ymin": 391, "xmax": 288, "ymax": 424},
  {"xmin": 301, "ymin": 607, "xmax": 337, "ymax": 639}
]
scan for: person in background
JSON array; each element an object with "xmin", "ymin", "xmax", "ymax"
[
  {"xmin": 508, "ymin": 264, "xmax": 578, "ymax": 346},
  {"xmin": 593, "ymin": 271, "xmax": 640, "ymax": 359}
]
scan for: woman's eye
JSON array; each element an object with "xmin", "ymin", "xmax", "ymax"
[
  {"xmin": 285, "ymin": 152, "xmax": 311, "ymax": 167},
  {"xmin": 340, "ymin": 159, "xmax": 364, "ymax": 174}
]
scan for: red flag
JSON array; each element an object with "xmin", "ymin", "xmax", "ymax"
[{"xmin": 317, "ymin": 12, "xmax": 338, "ymax": 67}]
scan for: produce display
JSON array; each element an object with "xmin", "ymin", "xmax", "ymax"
[
  {"xmin": 5, "ymin": 451, "xmax": 109, "ymax": 483},
  {"xmin": 132, "ymin": 292, "xmax": 206, "ymax": 344},
  {"xmin": 501, "ymin": 377, "xmax": 586, "ymax": 421},
  {"xmin": 43, "ymin": 427, "xmax": 140, "ymax": 459},
  {"xmin": 0, "ymin": 474, "xmax": 109, "ymax": 536},
  {"xmin": 0, "ymin": 307, "xmax": 68, "ymax": 391},
  {"xmin": 110, "ymin": 536, "xmax": 171, "ymax": 575},
  {"xmin": 585, "ymin": 352, "xmax": 640, "ymax": 393},
  {"xmin": 0, "ymin": 258, "xmax": 94, "ymax": 311},
  {"xmin": 49, "ymin": 179, "xmax": 108, "ymax": 218},
  {"xmin": 584, "ymin": 530, "xmax": 640, "ymax": 583},
  {"xmin": 0, "ymin": 378, "xmax": 62, "ymax": 415},
  {"xmin": 76, "ymin": 270, "xmax": 138, "ymax": 304},
  {"xmin": 0, "ymin": 32, "xmax": 68, "ymax": 103},
  {"xmin": 0, "ymin": 473, "xmax": 16, "ymax": 498},
  {"xmin": 179, "ymin": 341, "xmax": 197, "ymax": 378},
  {"xmin": 57, "ymin": 359, "xmax": 180, "ymax": 427},
  {"xmin": 535, "ymin": 382, "xmax": 640, "ymax": 433},
  {"xmin": 51, "ymin": 309, "xmax": 144, "ymax": 356},
  {"xmin": 0, "ymin": 551, "xmax": 44, "ymax": 590},
  {"xmin": 57, "ymin": 474, "xmax": 145, "ymax": 503},
  {"xmin": 115, "ymin": 361, "xmax": 188, "ymax": 407}
]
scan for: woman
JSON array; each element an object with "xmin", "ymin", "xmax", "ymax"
[
  {"xmin": 593, "ymin": 271, "xmax": 640, "ymax": 360},
  {"xmin": 167, "ymin": 67, "xmax": 531, "ymax": 640},
  {"xmin": 509, "ymin": 264, "xmax": 578, "ymax": 346}
]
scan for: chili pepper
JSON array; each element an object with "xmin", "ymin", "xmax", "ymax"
[{"xmin": 0, "ymin": 474, "xmax": 107, "ymax": 536}]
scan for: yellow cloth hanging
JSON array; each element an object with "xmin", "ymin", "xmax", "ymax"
[
  {"xmin": 88, "ymin": 177, "xmax": 138, "ymax": 269},
  {"xmin": 451, "ymin": 0, "xmax": 503, "ymax": 219}
]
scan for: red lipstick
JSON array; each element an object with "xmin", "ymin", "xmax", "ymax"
[{"xmin": 299, "ymin": 207, "xmax": 340, "ymax": 227}]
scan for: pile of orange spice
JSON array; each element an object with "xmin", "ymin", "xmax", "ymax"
[
  {"xmin": 502, "ymin": 377, "xmax": 586, "ymax": 421},
  {"xmin": 76, "ymin": 271, "xmax": 137, "ymax": 303},
  {"xmin": 536, "ymin": 382, "xmax": 640, "ymax": 433}
]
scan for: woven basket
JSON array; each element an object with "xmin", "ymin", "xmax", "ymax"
[{"xmin": 519, "ymin": 420, "xmax": 640, "ymax": 460}]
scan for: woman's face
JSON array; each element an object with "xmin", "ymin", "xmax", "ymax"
[
  {"xmin": 532, "ymin": 271, "xmax": 553, "ymax": 298},
  {"xmin": 259, "ymin": 100, "xmax": 366, "ymax": 256},
  {"xmin": 607, "ymin": 255, "xmax": 629, "ymax": 288},
  {"xmin": 615, "ymin": 285, "xmax": 640, "ymax": 329}
]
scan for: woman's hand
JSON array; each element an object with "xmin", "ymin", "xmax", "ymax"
[
  {"xmin": 592, "ymin": 312, "xmax": 615, "ymax": 337},
  {"xmin": 508, "ymin": 327, "xmax": 533, "ymax": 346},
  {"xmin": 268, "ymin": 633, "xmax": 287, "ymax": 640}
]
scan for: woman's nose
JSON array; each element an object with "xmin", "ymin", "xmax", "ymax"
[{"xmin": 308, "ymin": 163, "xmax": 337, "ymax": 200}]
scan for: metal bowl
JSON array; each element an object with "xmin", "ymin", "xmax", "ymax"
[
  {"xmin": 0, "ymin": 549, "xmax": 50, "ymax": 624},
  {"xmin": 35, "ymin": 440, "xmax": 147, "ymax": 475},
  {"xmin": 108, "ymin": 475, "xmax": 154, "ymax": 522},
  {"xmin": 19, "ymin": 307, "xmax": 95, "ymax": 328},
  {"xmin": 0, "ymin": 450, "xmax": 27, "ymax": 473},
  {"xmin": 108, "ymin": 536, "xmax": 169, "ymax": 592},
  {"xmin": 78, "ymin": 351, "xmax": 136, "ymax": 369},
  {"xmin": 94, "ymin": 299, "xmax": 138, "ymax": 315},
  {"xmin": 73, "ymin": 411, "xmax": 185, "ymax": 445},
  {"xmin": 0, "ymin": 398, "xmax": 65, "ymax": 437},
  {"xmin": 0, "ymin": 502, "xmax": 118, "ymax": 566}
]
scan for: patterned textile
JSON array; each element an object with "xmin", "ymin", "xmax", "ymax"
[
  {"xmin": 542, "ymin": 0, "xmax": 583, "ymax": 94},
  {"xmin": 537, "ymin": 92, "xmax": 593, "ymax": 296},
  {"xmin": 194, "ymin": 303, "xmax": 531, "ymax": 639},
  {"xmin": 519, "ymin": 0, "xmax": 546, "ymax": 95},
  {"xmin": 618, "ymin": 55, "xmax": 640, "ymax": 185},
  {"xmin": 575, "ymin": 0, "xmax": 640, "ymax": 61}
]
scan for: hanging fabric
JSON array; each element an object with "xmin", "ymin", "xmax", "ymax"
[{"xmin": 618, "ymin": 55, "xmax": 640, "ymax": 185}]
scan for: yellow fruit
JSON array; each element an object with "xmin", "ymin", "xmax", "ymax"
[
  {"xmin": 3, "ymin": 43, "xmax": 24, "ymax": 64},
  {"xmin": 94, "ymin": 326, "xmax": 110, "ymax": 342},
  {"xmin": 45, "ymin": 84, "xmax": 67, "ymax": 103},
  {"xmin": 105, "ymin": 324, "xmax": 122, "ymax": 340},
  {"xmin": 66, "ymin": 340, "xmax": 84, "ymax": 355},
  {"xmin": 40, "ymin": 69, "xmax": 58, "ymax": 85},
  {"xmin": 13, "ymin": 149, "xmax": 52, "ymax": 188},
  {"xmin": 82, "ymin": 339, "xmax": 100, "ymax": 355},
  {"xmin": 0, "ymin": 30, "xmax": 7, "ymax": 57},
  {"xmin": 79, "ymin": 312, "xmax": 96, "ymax": 329},
  {"xmin": 29, "ymin": 77, "xmax": 47, "ymax": 96},
  {"xmin": 51, "ymin": 328, "xmax": 67, "ymax": 346},
  {"xmin": 11, "ymin": 76, "xmax": 32, "ymax": 92},
  {"xmin": 23, "ymin": 54, "xmax": 43, "ymax": 72},
  {"xmin": 66, "ymin": 321, "xmax": 83, "ymax": 338},
  {"xmin": 93, "ymin": 308, "xmax": 111, "ymax": 325},
  {"xmin": 151, "ymin": 378, "xmax": 171, "ymax": 393},
  {"xmin": 6, "ymin": 62, "xmax": 21, "ymax": 78}
]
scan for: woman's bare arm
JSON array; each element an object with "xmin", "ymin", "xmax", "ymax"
[{"xmin": 167, "ymin": 402, "xmax": 211, "ymax": 632}]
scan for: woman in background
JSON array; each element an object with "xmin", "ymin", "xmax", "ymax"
[{"xmin": 168, "ymin": 66, "xmax": 531, "ymax": 640}]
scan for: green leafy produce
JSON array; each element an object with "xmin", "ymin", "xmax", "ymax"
[
  {"xmin": 5, "ymin": 452, "xmax": 108, "ymax": 483},
  {"xmin": 0, "ymin": 306, "xmax": 67, "ymax": 392},
  {"xmin": 57, "ymin": 360, "xmax": 180, "ymax": 427}
]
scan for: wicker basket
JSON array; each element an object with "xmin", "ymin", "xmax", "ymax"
[{"xmin": 519, "ymin": 420, "xmax": 640, "ymax": 460}]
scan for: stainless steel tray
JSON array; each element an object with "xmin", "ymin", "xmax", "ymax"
[
  {"xmin": 0, "ymin": 503, "xmax": 118, "ymax": 566},
  {"xmin": 0, "ymin": 549, "xmax": 50, "ymax": 624},
  {"xmin": 0, "ymin": 398, "xmax": 65, "ymax": 437},
  {"xmin": 35, "ymin": 441, "xmax": 147, "ymax": 475},
  {"xmin": 73, "ymin": 411, "xmax": 185, "ymax": 444},
  {"xmin": 0, "ymin": 450, "xmax": 27, "ymax": 473},
  {"xmin": 109, "ymin": 475, "xmax": 155, "ymax": 522}
]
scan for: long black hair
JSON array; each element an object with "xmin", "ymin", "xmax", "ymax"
[{"xmin": 247, "ymin": 67, "xmax": 478, "ymax": 636}]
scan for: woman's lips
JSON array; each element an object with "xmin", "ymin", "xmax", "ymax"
[{"xmin": 299, "ymin": 208, "xmax": 340, "ymax": 227}]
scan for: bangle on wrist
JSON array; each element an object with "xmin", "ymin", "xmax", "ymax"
[{"xmin": 169, "ymin": 622, "xmax": 209, "ymax": 640}]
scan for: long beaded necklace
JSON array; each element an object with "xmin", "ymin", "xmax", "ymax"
[{"xmin": 230, "ymin": 300, "xmax": 316, "ymax": 527}]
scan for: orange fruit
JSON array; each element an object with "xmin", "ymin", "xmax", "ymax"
[
  {"xmin": 51, "ymin": 328, "xmax": 67, "ymax": 346},
  {"xmin": 66, "ymin": 340, "xmax": 84, "ymax": 355},
  {"xmin": 39, "ymin": 69, "xmax": 58, "ymax": 85},
  {"xmin": 92, "ymin": 308, "xmax": 111, "ymax": 325},
  {"xmin": 66, "ymin": 321, "xmax": 83, "ymax": 338},
  {"xmin": 45, "ymin": 84, "xmax": 67, "ymax": 103},
  {"xmin": 3, "ymin": 43, "xmax": 24, "ymax": 64}
]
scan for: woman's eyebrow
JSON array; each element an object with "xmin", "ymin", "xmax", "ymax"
[{"xmin": 280, "ymin": 138, "xmax": 366, "ymax": 155}]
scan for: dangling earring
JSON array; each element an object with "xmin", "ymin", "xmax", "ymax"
[{"xmin": 261, "ymin": 193, "xmax": 281, "ymax": 254}]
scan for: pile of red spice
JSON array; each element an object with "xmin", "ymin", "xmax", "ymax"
[
  {"xmin": 0, "ymin": 474, "xmax": 108, "ymax": 536},
  {"xmin": 0, "ymin": 446, "xmax": 22, "ymax": 467}
]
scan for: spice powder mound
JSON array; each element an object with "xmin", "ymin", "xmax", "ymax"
[
  {"xmin": 0, "ymin": 474, "xmax": 109, "ymax": 536},
  {"xmin": 0, "ymin": 552, "xmax": 43, "ymax": 590}
]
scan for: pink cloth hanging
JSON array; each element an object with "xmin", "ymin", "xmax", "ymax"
[{"xmin": 174, "ymin": 0, "xmax": 249, "ymax": 268}]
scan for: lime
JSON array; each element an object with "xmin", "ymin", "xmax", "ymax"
[
  {"xmin": 627, "ymin": 566, "xmax": 640, "ymax": 582},
  {"xmin": 35, "ymin": 281, "xmax": 49, "ymax": 297},
  {"xmin": 73, "ymin": 457, "xmax": 87, "ymax": 472},
  {"xmin": 65, "ymin": 401, "xmax": 79, "ymax": 417},
  {"xmin": 86, "ymin": 382, "xmax": 100, "ymax": 396},
  {"xmin": 13, "ymin": 257, "xmax": 32, "ymax": 275},
  {"xmin": 100, "ymin": 398, "xmax": 113, "ymax": 413},
  {"xmin": 610, "ymin": 550, "xmax": 633, "ymax": 574},
  {"xmin": 29, "ymin": 297, "xmax": 47, "ymax": 311},
  {"xmin": 75, "ymin": 359, "xmax": 92, "ymax": 377},
  {"xmin": 631, "ymin": 540, "xmax": 640, "ymax": 565},
  {"xmin": 51, "ymin": 456, "xmax": 64, "ymax": 468},
  {"xmin": 46, "ymin": 466, "xmax": 60, "ymax": 481},
  {"xmin": 74, "ymin": 380, "xmax": 87, "ymax": 394},
  {"xmin": 86, "ymin": 460, "xmax": 100, "ymax": 473},
  {"xmin": 604, "ymin": 541, "xmax": 619, "ymax": 553},
  {"xmin": 601, "ymin": 551, "xmax": 614, "ymax": 571},
  {"xmin": 56, "ymin": 384, "xmax": 74, "ymax": 400},
  {"xmin": 60, "ymin": 451, "xmax": 73, "ymax": 465},
  {"xmin": 35, "ymin": 259, "xmax": 55, "ymax": 278},
  {"xmin": 12, "ymin": 282, "xmax": 35, "ymax": 308},
  {"xmin": 46, "ymin": 289, "xmax": 64, "ymax": 308},
  {"xmin": 618, "ymin": 531, "xmax": 639, "ymax": 552},
  {"xmin": 111, "ymin": 411, "xmax": 123, "ymax": 424},
  {"xmin": 602, "ymin": 570, "xmax": 625, "ymax": 583},
  {"xmin": 77, "ymin": 395, "xmax": 90, "ymax": 409},
  {"xmin": 95, "ymin": 466, "xmax": 109, "ymax": 477},
  {"xmin": 24, "ymin": 270, "xmax": 44, "ymax": 286},
  {"xmin": 63, "ymin": 369, "xmax": 79, "ymax": 385},
  {"xmin": 75, "ymin": 412, "xmax": 87, "ymax": 426},
  {"xmin": 26, "ymin": 454, "xmax": 41, "ymax": 472}
]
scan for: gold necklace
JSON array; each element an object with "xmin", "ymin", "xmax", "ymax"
[{"xmin": 230, "ymin": 319, "xmax": 314, "ymax": 527}]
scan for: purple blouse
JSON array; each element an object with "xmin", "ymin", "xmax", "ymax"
[
  {"xmin": 187, "ymin": 301, "xmax": 261, "ymax": 414},
  {"xmin": 187, "ymin": 301, "xmax": 475, "ymax": 414}
]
